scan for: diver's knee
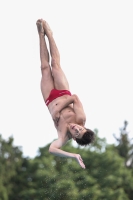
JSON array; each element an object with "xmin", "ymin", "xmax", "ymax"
[
  {"xmin": 41, "ymin": 63, "xmax": 50, "ymax": 70},
  {"xmin": 51, "ymin": 58, "xmax": 60, "ymax": 69}
]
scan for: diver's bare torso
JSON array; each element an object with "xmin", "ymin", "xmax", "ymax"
[{"xmin": 47, "ymin": 95, "xmax": 81, "ymax": 141}]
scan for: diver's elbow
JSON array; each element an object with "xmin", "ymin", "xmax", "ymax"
[{"xmin": 49, "ymin": 147, "xmax": 54, "ymax": 154}]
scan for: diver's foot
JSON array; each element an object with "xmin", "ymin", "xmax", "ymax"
[
  {"xmin": 42, "ymin": 20, "xmax": 53, "ymax": 37},
  {"xmin": 36, "ymin": 19, "xmax": 44, "ymax": 36}
]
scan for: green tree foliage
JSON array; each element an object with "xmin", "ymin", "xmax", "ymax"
[
  {"xmin": 0, "ymin": 134, "xmax": 37, "ymax": 200},
  {"xmin": 0, "ymin": 129, "xmax": 133, "ymax": 200},
  {"xmin": 0, "ymin": 134, "xmax": 24, "ymax": 199},
  {"xmin": 113, "ymin": 121, "xmax": 133, "ymax": 168}
]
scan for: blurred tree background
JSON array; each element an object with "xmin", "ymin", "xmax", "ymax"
[{"xmin": 0, "ymin": 121, "xmax": 133, "ymax": 200}]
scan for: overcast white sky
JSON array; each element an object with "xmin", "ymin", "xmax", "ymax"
[{"xmin": 0, "ymin": 0, "xmax": 133, "ymax": 158}]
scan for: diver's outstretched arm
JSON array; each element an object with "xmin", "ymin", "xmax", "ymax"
[{"xmin": 49, "ymin": 139, "xmax": 86, "ymax": 169}]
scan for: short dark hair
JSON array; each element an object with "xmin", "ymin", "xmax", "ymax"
[{"xmin": 76, "ymin": 128, "xmax": 95, "ymax": 146}]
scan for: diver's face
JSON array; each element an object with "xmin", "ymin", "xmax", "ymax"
[{"xmin": 68, "ymin": 123, "xmax": 86, "ymax": 140}]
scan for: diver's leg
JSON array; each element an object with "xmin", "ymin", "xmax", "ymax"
[
  {"xmin": 36, "ymin": 19, "xmax": 54, "ymax": 101},
  {"xmin": 42, "ymin": 20, "xmax": 70, "ymax": 90}
]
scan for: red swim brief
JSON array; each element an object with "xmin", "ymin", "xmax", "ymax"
[{"xmin": 45, "ymin": 89, "xmax": 71, "ymax": 106}]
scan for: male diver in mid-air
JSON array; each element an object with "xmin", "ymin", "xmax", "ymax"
[{"xmin": 36, "ymin": 19, "xmax": 94, "ymax": 169}]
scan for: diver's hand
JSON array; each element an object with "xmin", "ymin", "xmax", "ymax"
[{"xmin": 74, "ymin": 154, "xmax": 86, "ymax": 169}]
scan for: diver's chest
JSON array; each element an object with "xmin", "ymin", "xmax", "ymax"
[{"xmin": 61, "ymin": 108, "xmax": 75, "ymax": 121}]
